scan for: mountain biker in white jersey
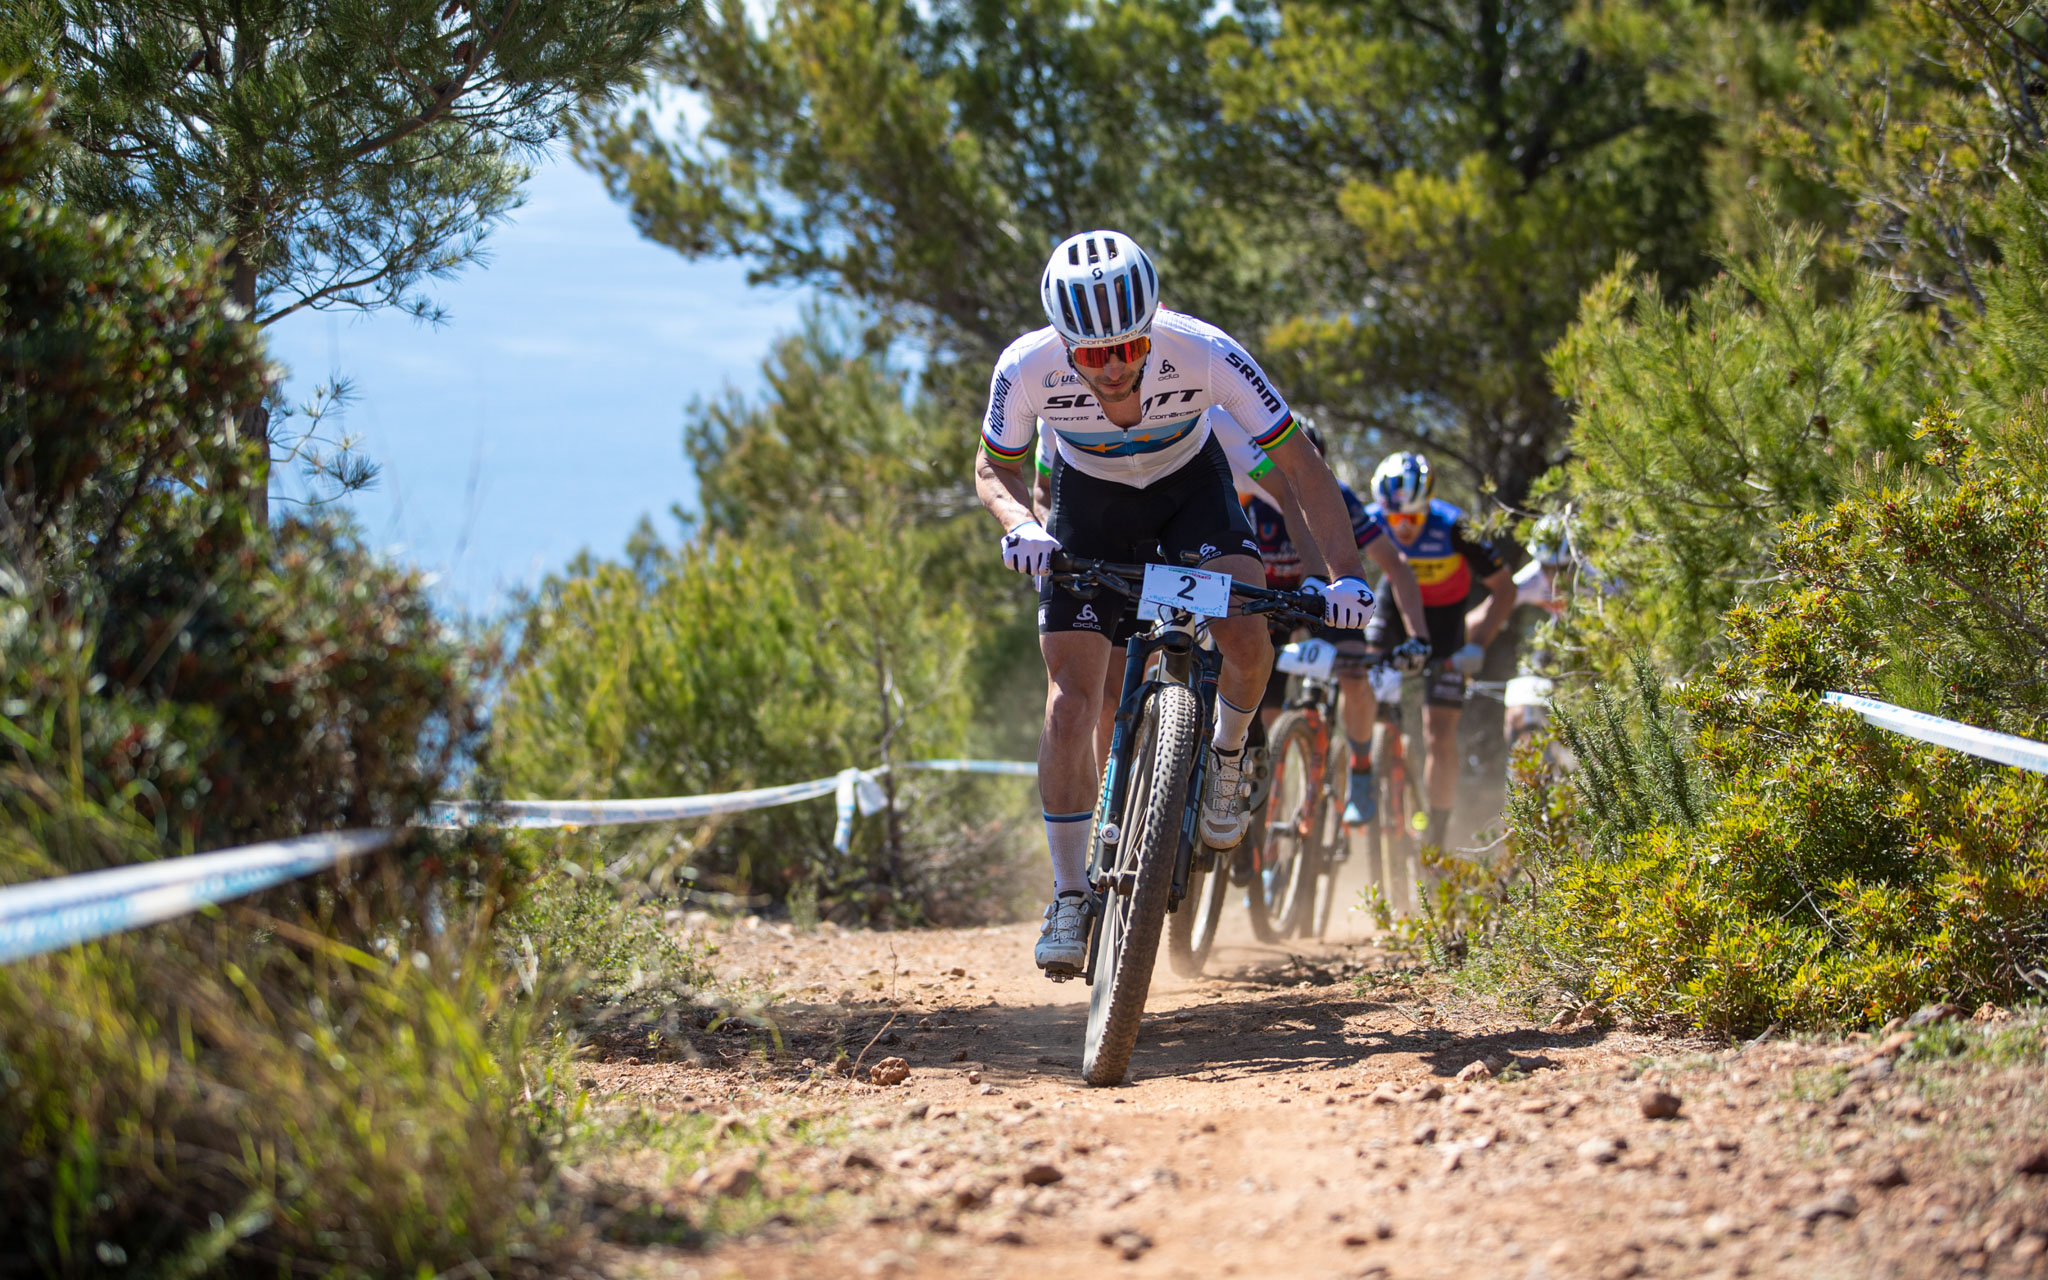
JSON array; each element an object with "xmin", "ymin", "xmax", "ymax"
[
  {"xmin": 974, "ymin": 229, "xmax": 1377, "ymax": 977},
  {"xmin": 1027, "ymin": 409, "xmax": 1428, "ymax": 790}
]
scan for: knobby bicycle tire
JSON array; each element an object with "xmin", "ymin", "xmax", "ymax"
[
  {"xmin": 1370, "ymin": 718, "xmax": 1426, "ymax": 917},
  {"xmin": 1309, "ymin": 732, "xmax": 1349, "ymax": 938},
  {"xmin": 1083, "ymin": 682, "xmax": 1199, "ymax": 1087},
  {"xmin": 1247, "ymin": 710, "xmax": 1320, "ymax": 943},
  {"xmin": 1166, "ymin": 838, "xmax": 1233, "ymax": 976}
]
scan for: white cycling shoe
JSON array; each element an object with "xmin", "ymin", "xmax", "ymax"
[
  {"xmin": 1035, "ymin": 893, "xmax": 1088, "ymax": 976},
  {"xmin": 1199, "ymin": 744, "xmax": 1252, "ymax": 849}
]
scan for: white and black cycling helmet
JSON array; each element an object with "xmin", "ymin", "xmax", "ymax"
[
  {"xmin": 1372, "ymin": 451, "xmax": 1434, "ymax": 515},
  {"xmin": 1040, "ymin": 230, "xmax": 1160, "ymax": 346}
]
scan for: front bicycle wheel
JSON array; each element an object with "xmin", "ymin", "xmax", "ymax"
[
  {"xmin": 1246, "ymin": 710, "xmax": 1320, "ymax": 943},
  {"xmin": 1083, "ymin": 682, "xmax": 1199, "ymax": 1087},
  {"xmin": 1167, "ymin": 841, "xmax": 1233, "ymax": 976}
]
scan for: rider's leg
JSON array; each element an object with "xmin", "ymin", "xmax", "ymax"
[
  {"xmin": 1422, "ymin": 701, "xmax": 1461, "ymax": 852},
  {"xmin": 1034, "ymin": 628, "xmax": 1112, "ymax": 975},
  {"xmin": 1205, "ymin": 552, "xmax": 1272, "ymax": 749},
  {"xmin": 1198, "ymin": 552, "xmax": 1274, "ymax": 848},
  {"xmin": 1346, "ymin": 590, "xmax": 1400, "ymax": 825},
  {"xmin": 1040, "ymin": 629, "xmax": 1113, "ymax": 893},
  {"xmin": 1336, "ymin": 639, "xmax": 1377, "ymax": 740},
  {"xmin": 1258, "ymin": 623, "xmax": 1290, "ymax": 731}
]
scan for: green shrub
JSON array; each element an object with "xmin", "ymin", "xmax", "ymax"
[
  {"xmin": 495, "ymin": 509, "xmax": 1034, "ymax": 923},
  {"xmin": 1542, "ymin": 227, "xmax": 1937, "ymax": 673},
  {"xmin": 1, "ymin": 83, "xmax": 577, "ymax": 1275},
  {"xmin": 0, "ymin": 841, "xmax": 573, "ymax": 1279},
  {"xmin": 1495, "ymin": 413, "xmax": 2048, "ymax": 1034}
]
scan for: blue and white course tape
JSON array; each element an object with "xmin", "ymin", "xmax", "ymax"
[
  {"xmin": 1822, "ymin": 692, "xmax": 2048, "ymax": 776},
  {"xmin": 0, "ymin": 830, "xmax": 399, "ymax": 965},
  {"xmin": 0, "ymin": 759, "xmax": 1038, "ymax": 964}
]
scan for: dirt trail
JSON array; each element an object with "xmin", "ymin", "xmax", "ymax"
[{"xmin": 580, "ymin": 879, "xmax": 2048, "ymax": 1280}]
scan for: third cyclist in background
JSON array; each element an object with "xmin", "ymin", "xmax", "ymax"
[{"xmin": 1359, "ymin": 452, "xmax": 1516, "ymax": 856}]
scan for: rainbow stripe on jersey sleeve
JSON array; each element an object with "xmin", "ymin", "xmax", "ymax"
[{"xmin": 1252, "ymin": 413, "xmax": 1298, "ymax": 451}]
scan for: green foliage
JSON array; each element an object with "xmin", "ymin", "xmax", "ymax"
[
  {"xmin": 1746, "ymin": 0, "xmax": 2048, "ymax": 314},
  {"xmin": 1498, "ymin": 417, "xmax": 2048, "ymax": 1034},
  {"xmin": 495, "ymin": 509, "xmax": 1027, "ymax": 922},
  {"xmin": 3, "ymin": 83, "xmax": 481, "ymax": 852},
  {"xmin": 1543, "ymin": 227, "xmax": 1937, "ymax": 670},
  {"xmin": 0, "ymin": 849, "xmax": 574, "ymax": 1280},
  {"xmin": 1551, "ymin": 653, "xmax": 1712, "ymax": 860},
  {"xmin": 3, "ymin": 0, "xmax": 692, "ymax": 325},
  {"xmin": 1215, "ymin": 0, "xmax": 1718, "ymax": 499},
  {"xmin": 0, "ymin": 83, "xmax": 263, "ymax": 585},
  {"xmin": 3, "ymin": 83, "xmax": 579, "ymax": 1274},
  {"xmin": 4, "ymin": 0, "xmax": 691, "ymax": 512},
  {"xmin": 579, "ymin": 0, "xmax": 1277, "ymax": 357}
]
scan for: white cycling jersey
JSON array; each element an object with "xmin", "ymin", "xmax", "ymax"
[{"xmin": 984, "ymin": 309, "xmax": 1298, "ymax": 489}]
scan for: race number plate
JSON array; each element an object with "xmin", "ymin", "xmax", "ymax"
[{"xmin": 1139, "ymin": 562, "xmax": 1232, "ymax": 619}]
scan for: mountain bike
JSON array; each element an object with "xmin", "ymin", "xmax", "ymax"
[
  {"xmin": 1245, "ymin": 639, "xmax": 1357, "ymax": 943},
  {"xmin": 1042, "ymin": 553, "xmax": 1324, "ymax": 1086}
]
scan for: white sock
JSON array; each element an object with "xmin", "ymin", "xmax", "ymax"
[
  {"xmin": 1213, "ymin": 693, "xmax": 1255, "ymax": 753},
  {"xmin": 1045, "ymin": 810, "xmax": 1093, "ymax": 895}
]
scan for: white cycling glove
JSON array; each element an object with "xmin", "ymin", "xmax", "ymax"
[
  {"xmin": 1000, "ymin": 518, "xmax": 1060, "ymax": 575},
  {"xmin": 1391, "ymin": 637, "xmax": 1432, "ymax": 673},
  {"xmin": 1322, "ymin": 576, "xmax": 1375, "ymax": 630},
  {"xmin": 1450, "ymin": 641, "xmax": 1487, "ymax": 675}
]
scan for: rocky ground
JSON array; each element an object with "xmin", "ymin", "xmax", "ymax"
[{"xmin": 574, "ymin": 902, "xmax": 2048, "ymax": 1280}]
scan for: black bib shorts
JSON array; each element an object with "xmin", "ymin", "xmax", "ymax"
[{"xmin": 1038, "ymin": 433, "xmax": 1261, "ymax": 644}]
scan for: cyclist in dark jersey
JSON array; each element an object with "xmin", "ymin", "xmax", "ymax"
[
  {"xmin": 1361, "ymin": 452, "xmax": 1516, "ymax": 855},
  {"xmin": 1239, "ymin": 424, "xmax": 1429, "ymax": 827}
]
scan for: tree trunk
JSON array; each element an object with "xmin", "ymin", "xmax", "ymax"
[
  {"xmin": 871, "ymin": 639, "xmax": 906, "ymax": 909},
  {"xmin": 228, "ymin": 26, "xmax": 272, "ymax": 529},
  {"xmin": 228, "ymin": 251, "xmax": 272, "ymax": 527}
]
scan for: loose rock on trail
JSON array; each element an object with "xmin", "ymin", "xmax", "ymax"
[{"xmin": 575, "ymin": 903, "xmax": 2048, "ymax": 1279}]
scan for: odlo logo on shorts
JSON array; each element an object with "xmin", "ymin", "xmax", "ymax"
[{"xmin": 1076, "ymin": 604, "xmax": 1101, "ymax": 630}]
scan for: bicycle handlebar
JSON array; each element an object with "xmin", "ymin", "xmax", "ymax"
[{"xmin": 1044, "ymin": 551, "xmax": 1329, "ymax": 627}]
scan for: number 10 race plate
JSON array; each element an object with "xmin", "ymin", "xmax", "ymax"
[{"xmin": 1139, "ymin": 562, "xmax": 1233, "ymax": 619}]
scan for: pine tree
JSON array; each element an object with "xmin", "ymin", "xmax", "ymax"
[{"xmin": 2, "ymin": 0, "xmax": 694, "ymax": 516}]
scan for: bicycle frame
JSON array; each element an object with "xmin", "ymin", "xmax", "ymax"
[{"xmin": 1042, "ymin": 554, "xmax": 1320, "ymax": 986}]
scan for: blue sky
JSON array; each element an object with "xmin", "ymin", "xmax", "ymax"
[{"xmin": 264, "ymin": 150, "xmax": 809, "ymax": 617}]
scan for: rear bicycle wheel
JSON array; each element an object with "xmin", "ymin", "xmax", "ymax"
[
  {"xmin": 1390, "ymin": 774, "xmax": 1430, "ymax": 914},
  {"xmin": 1166, "ymin": 842, "xmax": 1232, "ymax": 976},
  {"xmin": 1083, "ymin": 682, "xmax": 1199, "ymax": 1087},
  {"xmin": 1370, "ymin": 721, "xmax": 1414, "ymax": 917},
  {"xmin": 1246, "ymin": 710, "xmax": 1320, "ymax": 943},
  {"xmin": 1309, "ymin": 732, "xmax": 1348, "ymax": 938}
]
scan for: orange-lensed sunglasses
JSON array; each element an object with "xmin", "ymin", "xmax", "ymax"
[{"xmin": 1068, "ymin": 336, "xmax": 1151, "ymax": 369}]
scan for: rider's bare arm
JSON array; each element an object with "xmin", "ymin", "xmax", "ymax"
[
  {"xmin": 1470, "ymin": 565, "xmax": 1518, "ymax": 646},
  {"xmin": 1265, "ymin": 432, "xmax": 1368, "ymax": 582},
  {"xmin": 1367, "ymin": 536, "xmax": 1429, "ymax": 637},
  {"xmin": 1259, "ymin": 463, "xmax": 1328, "ymax": 578},
  {"xmin": 975, "ymin": 447, "xmax": 1036, "ymax": 533}
]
